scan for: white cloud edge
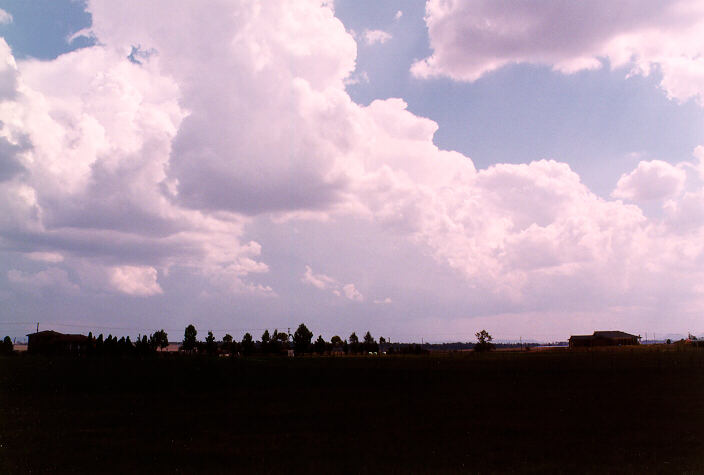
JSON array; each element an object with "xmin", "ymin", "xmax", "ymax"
[{"xmin": 0, "ymin": 9, "xmax": 12, "ymax": 25}]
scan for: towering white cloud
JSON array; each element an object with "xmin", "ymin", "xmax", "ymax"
[
  {"xmin": 87, "ymin": 0, "xmax": 357, "ymax": 215},
  {"xmin": 0, "ymin": 28, "xmax": 265, "ymax": 296},
  {"xmin": 412, "ymin": 0, "xmax": 704, "ymax": 104}
]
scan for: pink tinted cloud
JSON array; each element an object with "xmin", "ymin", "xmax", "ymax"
[
  {"xmin": 0, "ymin": 1, "xmax": 703, "ymax": 334},
  {"xmin": 613, "ymin": 160, "xmax": 686, "ymax": 202},
  {"xmin": 413, "ymin": 0, "xmax": 704, "ymax": 104}
]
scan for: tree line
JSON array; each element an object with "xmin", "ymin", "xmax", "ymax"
[
  {"xmin": 82, "ymin": 330, "xmax": 169, "ymax": 356},
  {"xmin": 180, "ymin": 323, "xmax": 387, "ymax": 356},
  {"xmin": 0, "ymin": 326, "xmax": 496, "ymax": 356}
]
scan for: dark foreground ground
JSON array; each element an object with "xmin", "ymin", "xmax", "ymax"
[{"xmin": 1, "ymin": 348, "xmax": 704, "ymax": 473}]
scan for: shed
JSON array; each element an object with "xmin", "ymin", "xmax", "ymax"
[
  {"xmin": 27, "ymin": 330, "xmax": 90, "ymax": 355},
  {"xmin": 569, "ymin": 331, "xmax": 640, "ymax": 348}
]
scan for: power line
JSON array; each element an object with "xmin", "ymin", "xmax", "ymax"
[{"xmin": 0, "ymin": 321, "xmax": 293, "ymax": 334}]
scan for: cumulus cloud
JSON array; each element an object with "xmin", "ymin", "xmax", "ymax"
[
  {"xmin": 363, "ymin": 29, "xmax": 392, "ymax": 45},
  {"xmin": 87, "ymin": 0, "xmax": 357, "ymax": 216},
  {"xmin": 1, "ymin": 0, "xmax": 704, "ymax": 333},
  {"xmin": 0, "ymin": 10, "xmax": 273, "ymax": 297},
  {"xmin": 395, "ymin": 11, "xmax": 403, "ymax": 21},
  {"xmin": 302, "ymin": 265, "xmax": 337, "ymax": 290},
  {"xmin": 412, "ymin": 0, "xmax": 704, "ymax": 104},
  {"xmin": 613, "ymin": 160, "xmax": 687, "ymax": 202},
  {"xmin": 342, "ymin": 283, "xmax": 364, "ymax": 301},
  {"xmin": 302, "ymin": 266, "xmax": 363, "ymax": 301},
  {"xmin": 107, "ymin": 265, "xmax": 162, "ymax": 296}
]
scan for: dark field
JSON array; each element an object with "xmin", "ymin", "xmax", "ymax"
[{"xmin": 1, "ymin": 348, "xmax": 704, "ymax": 473}]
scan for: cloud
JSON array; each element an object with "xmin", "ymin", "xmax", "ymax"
[
  {"xmin": 1, "ymin": 0, "xmax": 704, "ymax": 335},
  {"xmin": 363, "ymin": 29, "xmax": 392, "ymax": 45},
  {"xmin": 302, "ymin": 265, "xmax": 363, "ymax": 301},
  {"xmin": 0, "ymin": 23, "xmax": 270, "ymax": 297},
  {"xmin": 108, "ymin": 265, "xmax": 162, "ymax": 296},
  {"xmin": 374, "ymin": 297, "xmax": 392, "ymax": 304},
  {"xmin": 87, "ymin": 0, "xmax": 357, "ymax": 216},
  {"xmin": 613, "ymin": 160, "xmax": 687, "ymax": 202},
  {"xmin": 25, "ymin": 252, "xmax": 64, "ymax": 263},
  {"xmin": 0, "ymin": 9, "xmax": 12, "ymax": 25},
  {"xmin": 8, "ymin": 267, "xmax": 79, "ymax": 293},
  {"xmin": 412, "ymin": 0, "xmax": 704, "ymax": 104},
  {"xmin": 302, "ymin": 265, "xmax": 337, "ymax": 290},
  {"xmin": 395, "ymin": 11, "xmax": 403, "ymax": 21},
  {"xmin": 0, "ymin": 39, "xmax": 18, "ymax": 100},
  {"xmin": 342, "ymin": 283, "xmax": 364, "ymax": 301},
  {"xmin": 344, "ymin": 71, "xmax": 370, "ymax": 86}
]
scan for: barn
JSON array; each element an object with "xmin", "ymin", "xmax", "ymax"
[
  {"xmin": 569, "ymin": 331, "xmax": 640, "ymax": 348},
  {"xmin": 27, "ymin": 330, "xmax": 90, "ymax": 355}
]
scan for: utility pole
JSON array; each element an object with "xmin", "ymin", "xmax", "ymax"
[{"xmin": 36, "ymin": 322, "xmax": 39, "ymax": 333}]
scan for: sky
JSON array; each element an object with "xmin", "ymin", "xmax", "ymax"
[{"xmin": 1, "ymin": 0, "xmax": 704, "ymax": 343}]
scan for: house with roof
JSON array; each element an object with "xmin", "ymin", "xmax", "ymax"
[
  {"xmin": 569, "ymin": 331, "xmax": 640, "ymax": 348},
  {"xmin": 27, "ymin": 330, "xmax": 90, "ymax": 355}
]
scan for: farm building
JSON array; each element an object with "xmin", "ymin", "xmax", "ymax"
[
  {"xmin": 27, "ymin": 330, "xmax": 90, "ymax": 355},
  {"xmin": 569, "ymin": 331, "xmax": 640, "ymax": 348}
]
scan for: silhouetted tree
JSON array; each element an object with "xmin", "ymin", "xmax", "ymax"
[
  {"xmin": 119, "ymin": 336, "xmax": 127, "ymax": 355},
  {"xmin": 134, "ymin": 334, "xmax": 153, "ymax": 356},
  {"xmin": 1, "ymin": 336, "xmax": 13, "ymax": 355},
  {"xmin": 349, "ymin": 332, "xmax": 360, "ymax": 354},
  {"xmin": 363, "ymin": 331, "xmax": 378, "ymax": 353},
  {"xmin": 96, "ymin": 334, "xmax": 104, "ymax": 355},
  {"xmin": 261, "ymin": 329, "xmax": 271, "ymax": 354},
  {"xmin": 183, "ymin": 324, "xmax": 197, "ymax": 352},
  {"xmin": 276, "ymin": 330, "xmax": 290, "ymax": 345},
  {"xmin": 270, "ymin": 329, "xmax": 281, "ymax": 354},
  {"xmin": 270, "ymin": 329, "xmax": 289, "ymax": 354},
  {"xmin": 221, "ymin": 333, "xmax": 233, "ymax": 354},
  {"xmin": 105, "ymin": 335, "xmax": 114, "ymax": 355},
  {"xmin": 331, "ymin": 335, "xmax": 343, "ymax": 347},
  {"xmin": 241, "ymin": 333, "xmax": 254, "ymax": 356},
  {"xmin": 474, "ymin": 329, "xmax": 495, "ymax": 352},
  {"xmin": 86, "ymin": 332, "xmax": 94, "ymax": 355},
  {"xmin": 379, "ymin": 336, "xmax": 386, "ymax": 345},
  {"xmin": 151, "ymin": 329, "xmax": 169, "ymax": 351},
  {"xmin": 293, "ymin": 323, "xmax": 313, "ymax": 354},
  {"xmin": 205, "ymin": 331, "xmax": 217, "ymax": 355},
  {"xmin": 313, "ymin": 335, "xmax": 326, "ymax": 354}
]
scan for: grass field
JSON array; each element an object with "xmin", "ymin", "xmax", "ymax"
[{"xmin": 1, "ymin": 347, "xmax": 704, "ymax": 473}]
